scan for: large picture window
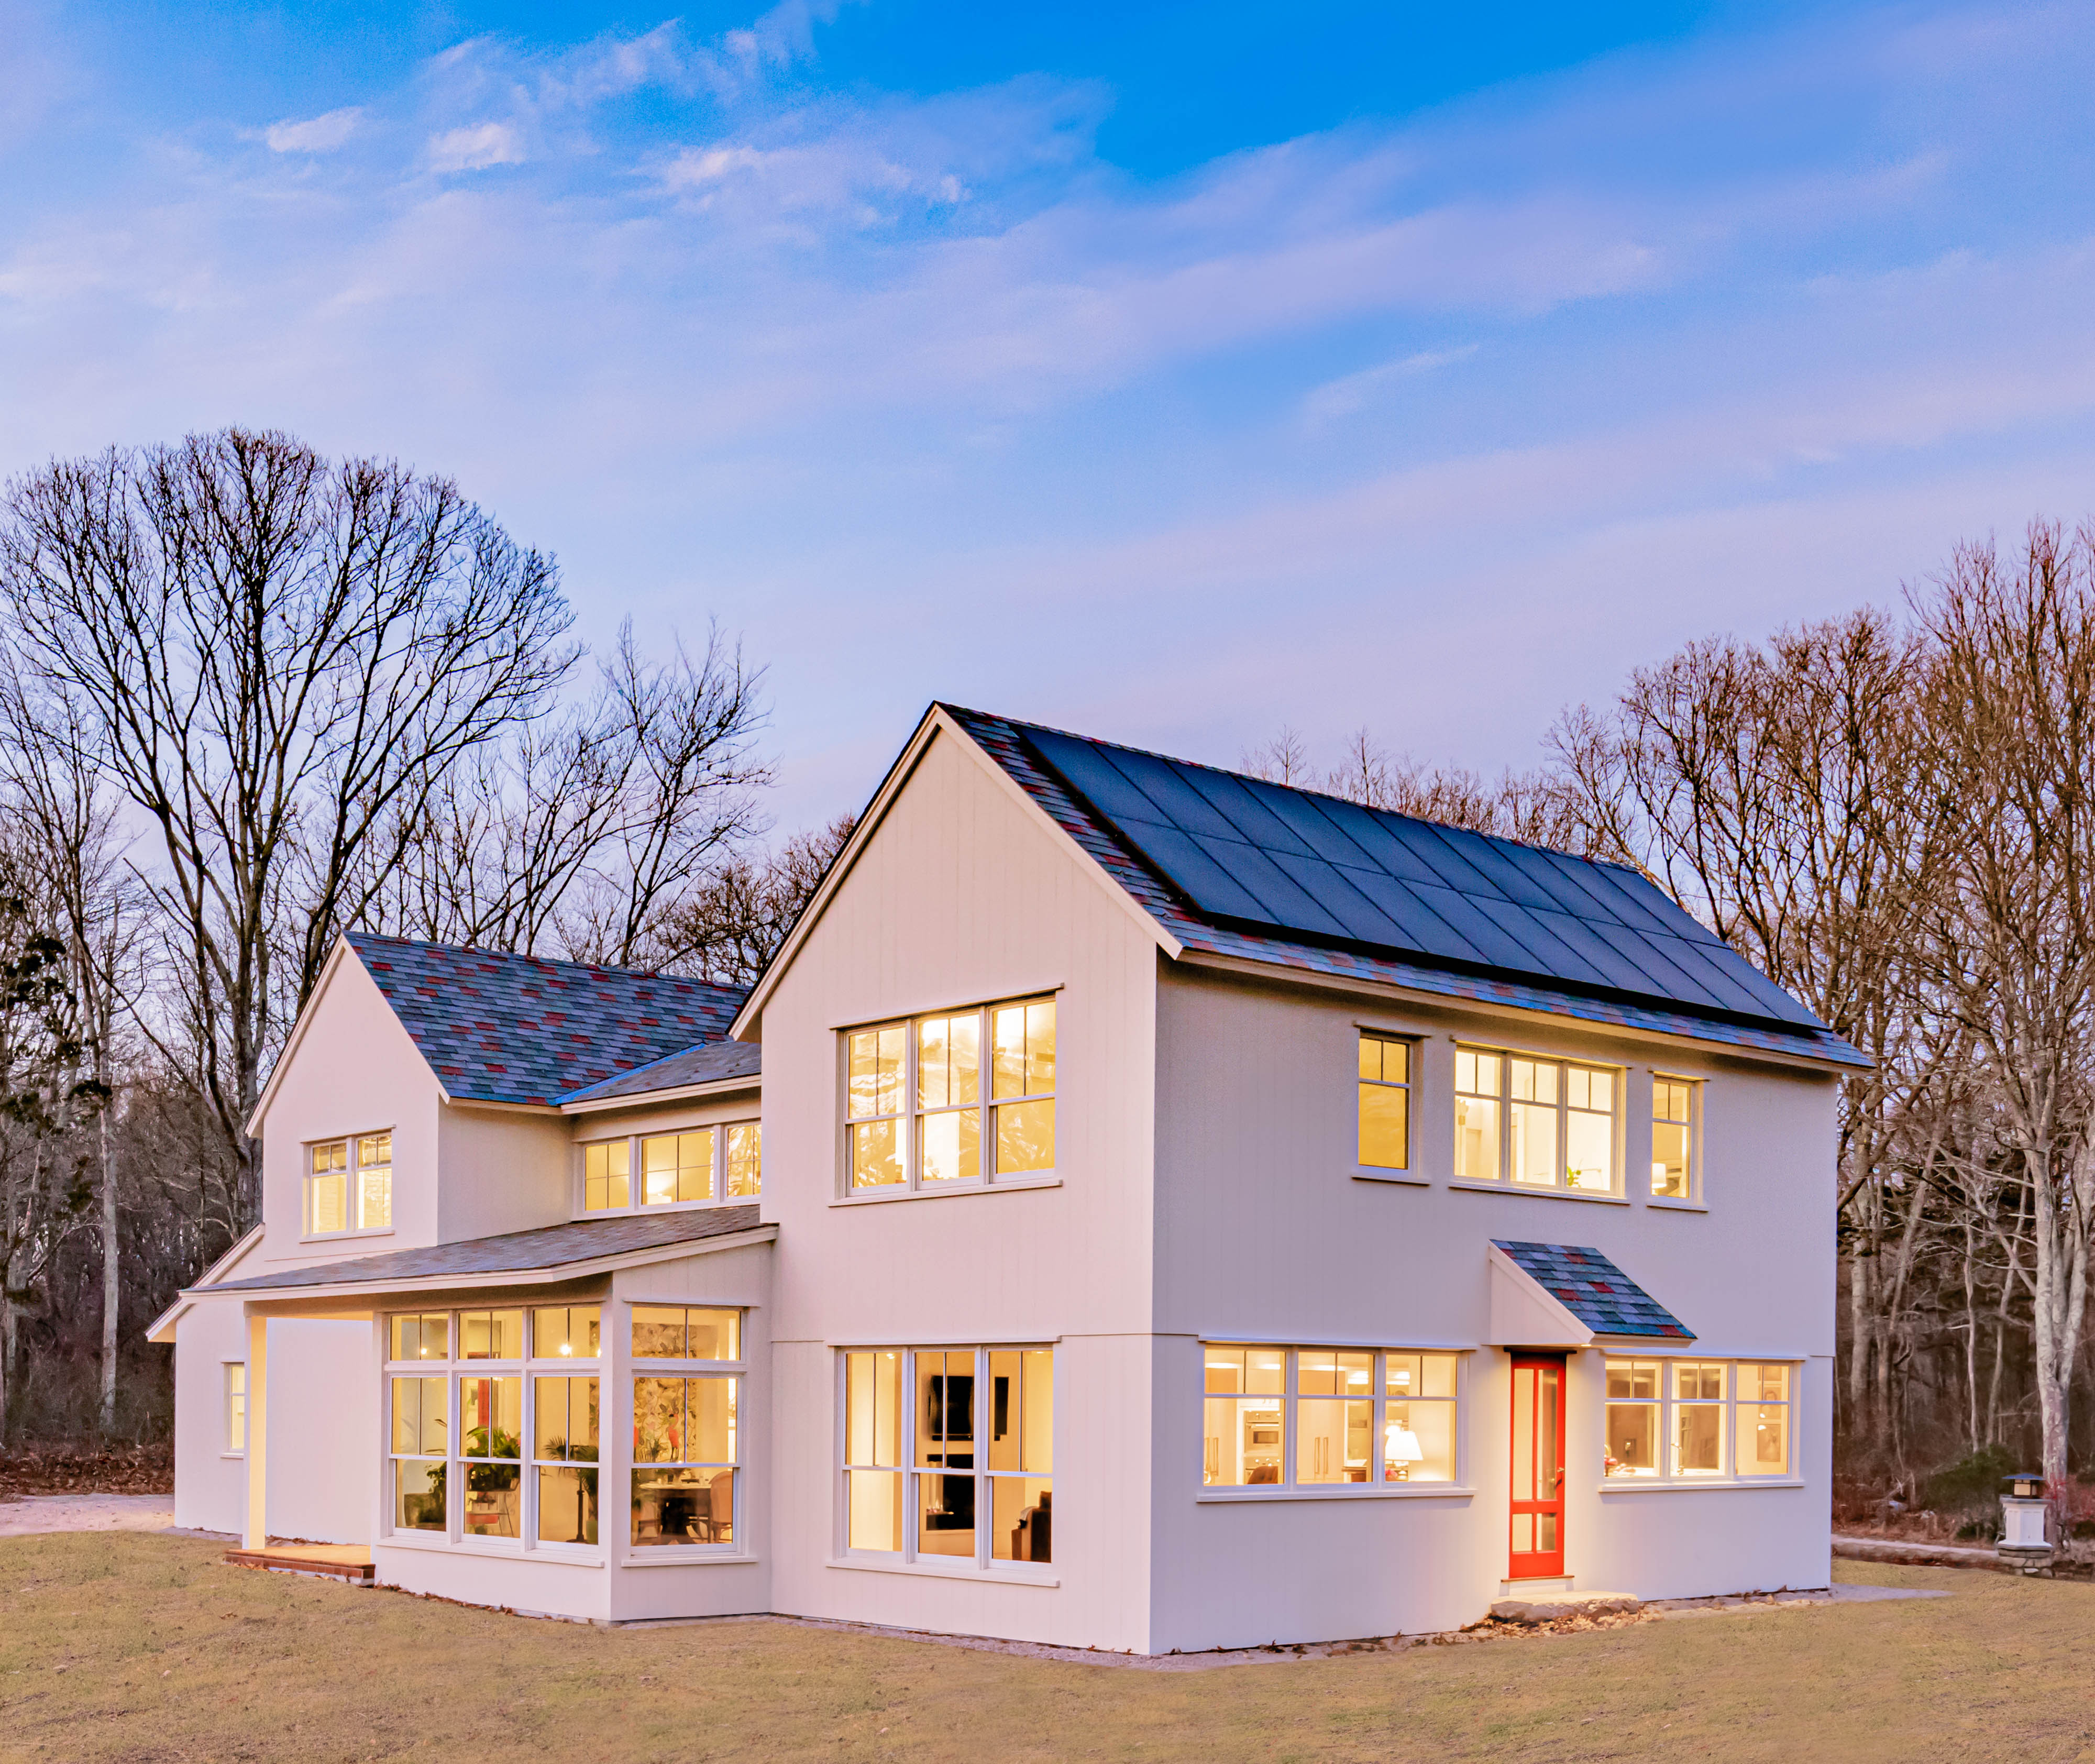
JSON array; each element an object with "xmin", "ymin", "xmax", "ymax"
[
  {"xmin": 845, "ymin": 998, "xmax": 1056, "ymax": 1194},
  {"xmin": 631, "ymin": 1306, "xmax": 742, "ymax": 1548},
  {"xmin": 306, "ymin": 1131, "xmax": 392, "ymax": 1236},
  {"xmin": 840, "ymin": 1346, "xmax": 1054, "ymax": 1567},
  {"xmin": 1201, "ymin": 1346, "xmax": 1459, "ymax": 1489},
  {"xmin": 383, "ymin": 1305, "xmax": 601, "ymax": 1548},
  {"xmin": 1454, "ymin": 1046, "xmax": 1618, "ymax": 1193},
  {"xmin": 580, "ymin": 1122, "xmax": 760, "ymax": 1214},
  {"xmin": 1604, "ymin": 1357, "xmax": 1795, "ymax": 1481}
]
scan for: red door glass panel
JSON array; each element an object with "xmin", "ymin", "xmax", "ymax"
[{"xmin": 1509, "ymin": 1355, "xmax": 1565, "ymax": 1579}]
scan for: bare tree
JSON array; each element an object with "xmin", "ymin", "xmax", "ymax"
[
  {"xmin": 0, "ymin": 429, "xmax": 575, "ymax": 1218},
  {"xmin": 652, "ymin": 815, "xmax": 858, "ymax": 986}
]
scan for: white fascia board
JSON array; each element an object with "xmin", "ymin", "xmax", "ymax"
[
  {"xmin": 727, "ymin": 705, "xmax": 1181, "ymax": 1043},
  {"xmin": 245, "ymin": 938, "xmax": 358, "ymax": 1135},
  {"xmin": 1486, "ymin": 1244, "xmax": 1595, "ymax": 1350},
  {"xmin": 145, "ymin": 1223, "xmax": 268, "ymax": 1344},
  {"xmin": 558, "ymin": 1074, "xmax": 762, "ymax": 1116},
  {"xmin": 186, "ymin": 1224, "xmax": 778, "ymax": 1306}
]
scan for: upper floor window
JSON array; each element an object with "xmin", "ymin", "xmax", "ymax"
[
  {"xmin": 580, "ymin": 1120, "xmax": 760, "ymax": 1214},
  {"xmin": 306, "ymin": 1131, "xmax": 391, "ymax": 1236},
  {"xmin": 1357, "ymin": 1033, "xmax": 1412, "ymax": 1170},
  {"xmin": 1454, "ymin": 1048, "xmax": 1617, "ymax": 1194},
  {"xmin": 1652, "ymin": 1077, "xmax": 1697, "ymax": 1199},
  {"xmin": 845, "ymin": 998, "xmax": 1056, "ymax": 1193}
]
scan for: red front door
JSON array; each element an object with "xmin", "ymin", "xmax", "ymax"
[{"xmin": 1509, "ymin": 1355, "xmax": 1565, "ymax": 1579}]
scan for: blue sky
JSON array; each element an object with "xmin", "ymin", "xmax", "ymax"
[{"xmin": 4, "ymin": 1, "xmax": 2094, "ymax": 831}]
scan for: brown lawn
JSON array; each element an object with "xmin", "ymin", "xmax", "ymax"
[{"xmin": 0, "ymin": 1534, "xmax": 2082, "ymax": 1763}]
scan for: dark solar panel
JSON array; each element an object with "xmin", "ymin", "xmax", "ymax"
[{"xmin": 1020, "ymin": 726, "xmax": 1824, "ymax": 1032}]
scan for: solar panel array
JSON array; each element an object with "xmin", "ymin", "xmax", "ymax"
[{"xmin": 1020, "ymin": 726, "xmax": 1820, "ymax": 1031}]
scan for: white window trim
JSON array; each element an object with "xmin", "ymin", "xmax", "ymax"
[
  {"xmin": 1199, "ymin": 1345, "xmax": 1469, "ymax": 1499},
  {"xmin": 1650, "ymin": 1072, "xmax": 1703, "ymax": 1205},
  {"xmin": 625, "ymin": 1301, "xmax": 748, "ymax": 1561},
  {"xmin": 222, "ymin": 1361, "xmax": 248, "ymax": 1458},
  {"xmin": 575, "ymin": 1119, "xmax": 762, "ymax": 1219},
  {"xmin": 840, "ymin": 997, "xmax": 1058, "ymax": 1198},
  {"xmin": 1355, "ymin": 1030, "xmax": 1418, "ymax": 1177},
  {"xmin": 301, "ymin": 1128, "xmax": 396, "ymax": 1243},
  {"xmin": 835, "ymin": 1343, "xmax": 1056, "ymax": 1577},
  {"xmin": 381, "ymin": 1307, "xmax": 606, "ymax": 1555},
  {"xmin": 1598, "ymin": 1355, "xmax": 1799, "ymax": 1487},
  {"xmin": 1453, "ymin": 1044, "xmax": 1626, "ymax": 1197}
]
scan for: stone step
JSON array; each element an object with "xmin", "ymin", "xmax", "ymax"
[{"xmin": 1489, "ymin": 1590, "xmax": 1640, "ymax": 1624}]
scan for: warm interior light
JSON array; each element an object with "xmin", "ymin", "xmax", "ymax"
[
  {"xmin": 560, "ymin": 1343, "xmax": 573, "ymax": 1357},
  {"xmin": 1385, "ymin": 1424, "xmax": 1424, "ymax": 1464}
]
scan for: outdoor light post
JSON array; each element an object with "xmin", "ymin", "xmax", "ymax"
[{"xmin": 1998, "ymin": 1473, "xmax": 2053, "ymax": 1575}]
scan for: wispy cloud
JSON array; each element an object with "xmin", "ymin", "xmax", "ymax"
[
  {"xmin": 264, "ymin": 107, "xmax": 362, "ymax": 153},
  {"xmin": 1302, "ymin": 346, "xmax": 1480, "ymax": 424},
  {"xmin": 428, "ymin": 122, "xmax": 525, "ymax": 172}
]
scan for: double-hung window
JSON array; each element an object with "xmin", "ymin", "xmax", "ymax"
[
  {"xmin": 1454, "ymin": 1047, "xmax": 1618, "ymax": 1193},
  {"xmin": 1357, "ymin": 1034, "xmax": 1412, "ymax": 1170},
  {"xmin": 456, "ymin": 1309, "xmax": 524, "ymax": 1538},
  {"xmin": 840, "ymin": 1346, "xmax": 1054, "ymax": 1566},
  {"xmin": 1604, "ymin": 1357, "xmax": 1795, "ymax": 1481},
  {"xmin": 1201, "ymin": 1346, "xmax": 1459, "ymax": 1488},
  {"xmin": 532, "ymin": 1306, "xmax": 600, "ymax": 1546},
  {"xmin": 1652, "ymin": 1077, "xmax": 1697, "ymax": 1199},
  {"xmin": 845, "ymin": 998, "xmax": 1057, "ymax": 1193},
  {"xmin": 580, "ymin": 1122, "xmax": 760, "ymax": 1214},
  {"xmin": 631, "ymin": 1306, "xmax": 742, "ymax": 1548},
  {"xmin": 306, "ymin": 1131, "xmax": 391, "ymax": 1236}
]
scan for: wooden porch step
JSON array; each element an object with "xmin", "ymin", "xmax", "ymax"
[{"xmin": 225, "ymin": 1542, "xmax": 374, "ymax": 1583}]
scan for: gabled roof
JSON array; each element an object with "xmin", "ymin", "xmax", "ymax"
[
  {"xmin": 345, "ymin": 932, "xmax": 746, "ymax": 1108},
  {"xmin": 201, "ymin": 1205, "xmax": 763, "ymax": 1294},
  {"xmin": 1492, "ymin": 1240, "xmax": 1693, "ymax": 1340},
  {"xmin": 560, "ymin": 1038, "xmax": 762, "ymax": 1107},
  {"xmin": 942, "ymin": 707, "xmax": 1867, "ymax": 1069}
]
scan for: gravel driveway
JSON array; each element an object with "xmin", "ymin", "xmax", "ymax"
[{"xmin": 0, "ymin": 1493, "xmax": 177, "ymax": 1536}]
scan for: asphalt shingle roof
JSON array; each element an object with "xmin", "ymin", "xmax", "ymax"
[
  {"xmin": 345, "ymin": 932, "xmax": 747, "ymax": 1107},
  {"xmin": 1493, "ymin": 1240, "xmax": 1694, "ymax": 1340},
  {"xmin": 943, "ymin": 706, "xmax": 1867, "ymax": 1069},
  {"xmin": 202, "ymin": 1206, "xmax": 764, "ymax": 1293},
  {"xmin": 561, "ymin": 1038, "xmax": 762, "ymax": 1104}
]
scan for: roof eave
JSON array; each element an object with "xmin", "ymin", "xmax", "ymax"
[
  {"xmin": 559, "ymin": 1072, "xmax": 763, "ymax": 1114},
  {"xmin": 189, "ymin": 1223, "xmax": 779, "ymax": 1304}
]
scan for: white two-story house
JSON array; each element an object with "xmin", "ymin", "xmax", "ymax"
[{"xmin": 150, "ymin": 704, "xmax": 1861, "ymax": 1650}]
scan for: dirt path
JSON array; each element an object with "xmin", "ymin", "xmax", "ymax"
[{"xmin": 0, "ymin": 1493, "xmax": 175, "ymax": 1536}]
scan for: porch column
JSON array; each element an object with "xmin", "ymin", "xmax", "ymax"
[{"xmin": 245, "ymin": 1310, "xmax": 268, "ymax": 1549}]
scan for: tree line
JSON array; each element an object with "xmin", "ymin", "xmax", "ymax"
[
  {"xmin": 1251, "ymin": 520, "xmax": 2095, "ymax": 1504},
  {"xmin": 0, "ymin": 429, "xmax": 847, "ymax": 1442}
]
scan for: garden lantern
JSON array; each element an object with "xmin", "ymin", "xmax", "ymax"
[{"xmin": 1998, "ymin": 1473, "xmax": 2053, "ymax": 1574}]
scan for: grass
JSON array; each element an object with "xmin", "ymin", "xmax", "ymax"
[{"xmin": 0, "ymin": 1537, "xmax": 2089, "ymax": 1764}]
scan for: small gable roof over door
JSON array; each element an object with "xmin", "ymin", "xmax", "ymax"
[{"xmin": 1492, "ymin": 1240, "xmax": 1694, "ymax": 1341}]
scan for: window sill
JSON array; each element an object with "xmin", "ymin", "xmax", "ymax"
[
  {"xmin": 1646, "ymin": 1197, "xmax": 1709, "ymax": 1213},
  {"xmin": 1197, "ymin": 1484, "xmax": 1475, "ymax": 1504},
  {"xmin": 1352, "ymin": 1170, "xmax": 1430, "ymax": 1187},
  {"xmin": 299, "ymin": 1226, "xmax": 396, "ymax": 1245},
  {"xmin": 619, "ymin": 1548, "xmax": 758, "ymax": 1568},
  {"xmin": 1595, "ymin": 1477, "xmax": 1804, "ymax": 1494},
  {"xmin": 378, "ymin": 1534, "xmax": 603, "ymax": 1563},
  {"xmin": 577, "ymin": 1197, "xmax": 759, "ymax": 1222},
  {"xmin": 830, "ymin": 1176, "xmax": 1061, "ymax": 1207},
  {"xmin": 826, "ymin": 1554, "xmax": 1059, "ymax": 1587},
  {"xmin": 1447, "ymin": 1181, "xmax": 1630, "ymax": 1206}
]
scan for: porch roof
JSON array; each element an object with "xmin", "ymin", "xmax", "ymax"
[
  {"xmin": 196, "ymin": 1206, "xmax": 763, "ymax": 1296},
  {"xmin": 1490, "ymin": 1239, "xmax": 1694, "ymax": 1340}
]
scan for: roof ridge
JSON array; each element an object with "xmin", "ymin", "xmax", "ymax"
[
  {"xmin": 345, "ymin": 929, "xmax": 748, "ymax": 1000},
  {"xmin": 938, "ymin": 703, "xmax": 1640, "ymax": 875}
]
